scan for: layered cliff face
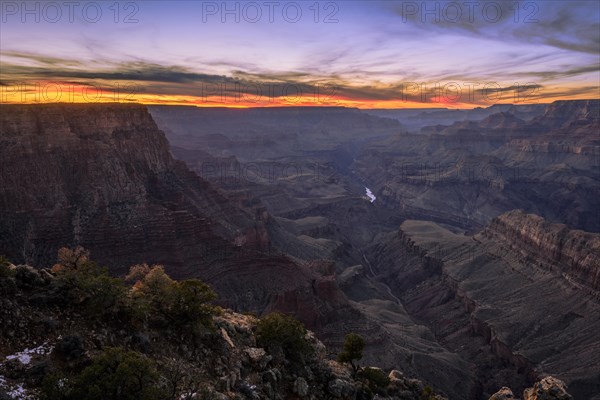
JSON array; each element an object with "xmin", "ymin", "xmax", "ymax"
[
  {"xmin": 0, "ymin": 104, "xmax": 263, "ymax": 274},
  {"xmin": 0, "ymin": 104, "xmax": 349, "ymax": 335},
  {"xmin": 482, "ymin": 210, "xmax": 600, "ymax": 293},
  {"xmin": 533, "ymin": 99, "xmax": 600, "ymax": 129},
  {"xmin": 361, "ymin": 212, "xmax": 600, "ymax": 399}
]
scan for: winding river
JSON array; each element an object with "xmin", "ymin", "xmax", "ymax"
[{"xmin": 365, "ymin": 187, "xmax": 376, "ymax": 203}]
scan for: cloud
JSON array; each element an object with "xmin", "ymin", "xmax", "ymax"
[
  {"xmin": 1, "ymin": 51, "xmax": 85, "ymax": 67},
  {"xmin": 391, "ymin": 0, "xmax": 600, "ymax": 55},
  {"xmin": 0, "ymin": 47, "xmax": 596, "ymax": 107},
  {"xmin": 512, "ymin": 64, "xmax": 600, "ymax": 80}
]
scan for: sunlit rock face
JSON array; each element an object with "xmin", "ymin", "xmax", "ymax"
[{"xmin": 522, "ymin": 377, "xmax": 573, "ymax": 400}]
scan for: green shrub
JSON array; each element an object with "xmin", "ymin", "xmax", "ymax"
[
  {"xmin": 129, "ymin": 266, "xmax": 217, "ymax": 330},
  {"xmin": 256, "ymin": 312, "xmax": 313, "ymax": 364},
  {"xmin": 170, "ymin": 279, "xmax": 217, "ymax": 327},
  {"xmin": 0, "ymin": 255, "xmax": 13, "ymax": 278},
  {"xmin": 54, "ymin": 261, "xmax": 127, "ymax": 318},
  {"xmin": 420, "ymin": 385, "xmax": 436, "ymax": 400},
  {"xmin": 42, "ymin": 347, "xmax": 167, "ymax": 400},
  {"xmin": 40, "ymin": 371, "xmax": 72, "ymax": 400},
  {"xmin": 337, "ymin": 332, "xmax": 365, "ymax": 373},
  {"xmin": 358, "ymin": 367, "xmax": 390, "ymax": 395}
]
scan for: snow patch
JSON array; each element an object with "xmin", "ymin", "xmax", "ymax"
[
  {"xmin": 0, "ymin": 342, "xmax": 54, "ymax": 399},
  {"xmin": 5, "ymin": 343, "xmax": 53, "ymax": 366},
  {"xmin": 0, "ymin": 375, "xmax": 35, "ymax": 400}
]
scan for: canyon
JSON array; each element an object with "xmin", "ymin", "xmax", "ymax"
[{"xmin": 0, "ymin": 101, "xmax": 598, "ymax": 399}]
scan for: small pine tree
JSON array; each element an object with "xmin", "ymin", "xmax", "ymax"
[{"xmin": 338, "ymin": 332, "xmax": 365, "ymax": 374}]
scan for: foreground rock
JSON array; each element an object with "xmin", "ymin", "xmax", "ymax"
[
  {"xmin": 489, "ymin": 376, "xmax": 573, "ymax": 400},
  {"xmin": 489, "ymin": 387, "xmax": 516, "ymax": 400},
  {"xmin": 522, "ymin": 377, "xmax": 573, "ymax": 400}
]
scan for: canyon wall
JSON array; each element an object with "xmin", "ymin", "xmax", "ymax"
[
  {"xmin": 482, "ymin": 210, "xmax": 600, "ymax": 294},
  {"xmin": 373, "ymin": 213, "xmax": 600, "ymax": 399},
  {"xmin": 0, "ymin": 104, "xmax": 349, "ymax": 336}
]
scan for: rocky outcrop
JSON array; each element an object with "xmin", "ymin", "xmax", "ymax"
[
  {"xmin": 489, "ymin": 387, "xmax": 515, "ymax": 400},
  {"xmin": 522, "ymin": 377, "xmax": 573, "ymax": 400},
  {"xmin": 488, "ymin": 377, "xmax": 573, "ymax": 400},
  {"xmin": 482, "ymin": 210, "xmax": 600, "ymax": 293},
  {"xmin": 532, "ymin": 99, "xmax": 599, "ymax": 129}
]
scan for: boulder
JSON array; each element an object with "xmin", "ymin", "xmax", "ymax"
[
  {"xmin": 490, "ymin": 387, "xmax": 515, "ymax": 400},
  {"xmin": 294, "ymin": 377, "xmax": 309, "ymax": 397},
  {"xmin": 328, "ymin": 378, "xmax": 355, "ymax": 398},
  {"xmin": 388, "ymin": 370, "xmax": 404, "ymax": 381},
  {"xmin": 523, "ymin": 377, "xmax": 573, "ymax": 400},
  {"xmin": 245, "ymin": 347, "xmax": 272, "ymax": 370}
]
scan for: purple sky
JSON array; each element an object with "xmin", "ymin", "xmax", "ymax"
[{"xmin": 1, "ymin": 0, "xmax": 598, "ymax": 107}]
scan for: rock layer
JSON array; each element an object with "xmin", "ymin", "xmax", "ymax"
[{"xmin": 482, "ymin": 210, "xmax": 600, "ymax": 294}]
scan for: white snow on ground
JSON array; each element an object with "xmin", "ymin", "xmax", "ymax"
[
  {"xmin": 0, "ymin": 342, "xmax": 54, "ymax": 399},
  {"xmin": 5, "ymin": 343, "xmax": 53, "ymax": 365},
  {"xmin": 0, "ymin": 375, "xmax": 35, "ymax": 400},
  {"xmin": 365, "ymin": 187, "xmax": 376, "ymax": 203},
  {"xmin": 7, "ymin": 383, "xmax": 32, "ymax": 400}
]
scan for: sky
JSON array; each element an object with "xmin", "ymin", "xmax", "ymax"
[{"xmin": 0, "ymin": 0, "xmax": 599, "ymax": 108}]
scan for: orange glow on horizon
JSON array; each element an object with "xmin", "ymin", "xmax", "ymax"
[{"xmin": 1, "ymin": 81, "xmax": 596, "ymax": 110}]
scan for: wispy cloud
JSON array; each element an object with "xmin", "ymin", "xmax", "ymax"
[{"xmin": 0, "ymin": 1, "xmax": 597, "ymax": 107}]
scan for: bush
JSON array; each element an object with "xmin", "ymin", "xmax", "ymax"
[
  {"xmin": 170, "ymin": 279, "xmax": 217, "ymax": 327},
  {"xmin": 129, "ymin": 265, "xmax": 217, "ymax": 330},
  {"xmin": 337, "ymin": 333, "xmax": 365, "ymax": 373},
  {"xmin": 421, "ymin": 385, "xmax": 436, "ymax": 400},
  {"xmin": 53, "ymin": 246, "xmax": 90, "ymax": 272},
  {"xmin": 14, "ymin": 265, "xmax": 45, "ymax": 288},
  {"xmin": 125, "ymin": 263, "xmax": 152, "ymax": 283},
  {"xmin": 0, "ymin": 255, "xmax": 13, "ymax": 278},
  {"xmin": 256, "ymin": 312, "xmax": 313, "ymax": 364},
  {"xmin": 358, "ymin": 367, "xmax": 390, "ymax": 395},
  {"xmin": 54, "ymin": 261, "xmax": 127, "ymax": 318},
  {"xmin": 53, "ymin": 335, "xmax": 86, "ymax": 365},
  {"xmin": 42, "ymin": 347, "xmax": 167, "ymax": 400},
  {"xmin": 41, "ymin": 371, "xmax": 72, "ymax": 400}
]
